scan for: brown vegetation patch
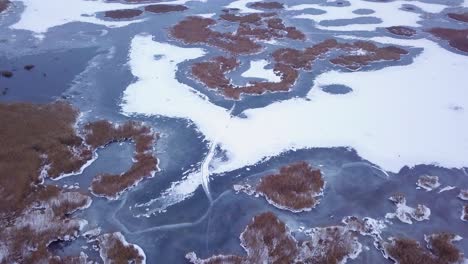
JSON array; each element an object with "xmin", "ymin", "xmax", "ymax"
[
  {"xmin": 272, "ymin": 39, "xmax": 339, "ymax": 70},
  {"xmin": 191, "ymin": 39, "xmax": 407, "ymax": 99},
  {"xmin": 104, "ymin": 9, "xmax": 143, "ymax": 19},
  {"xmin": 256, "ymin": 161, "xmax": 324, "ymax": 212},
  {"xmin": 85, "ymin": 120, "xmax": 158, "ymax": 199},
  {"xmin": 250, "ymin": 1, "xmax": 284, "ymax": 10},
  {"xmin": 0, "ymin": 102, "xmax": 156, "ymax": 263},
  {"xmin": 191, "ymin": 56, "xmax": 297, "ymax": 99},
  {"xmin": 427, "ymin": 233, "xmax": 464, "ymax": 263},
  {"xmin": 297, "ymin": 226, "xmax": 361, "ymax": 264},
  {"xmin": 384, "ymin": 233, "xmax": 464, "ymax": 264},
  {"xmin": 429, "ymin": 28, "xmax": 468, "ymax": 53},
  {"xmin": 171, "ymin": 16, "xmax": 261, "ymax": 54},
  {"xmin": 24, "ymin": 64, "xmax": 35, "ymax": 71},
  {"xmin": 1, "ymin": 70, "xmax": 13, "ymax": 78},
  {"xmin": 187, "ymin": 212, "xmax": 362, "ymax": 264},
  {"xmin": 170, "ymin": 11, "xmax": 305, "ymax": 54},
  {"xmin": 0, "ymin": 185, "xmax": 91, "ymax": 264},
  {"xmin": 241, "ymin": 212, "xmax": 298, "ymax": 263},
  {"xmin": 329, "ymin": 41, "xmax": 408, "ymax": 70},
  {"xmin": 0, "ymin": 102, "xmax": 158, "ymax": 211},
  {"xmin": 0, "ymin": 0, "xmax": 10, "ymax": 13},
  {"xmin": 0, "ymin": 102, "xmax": 92, "ymax": 215},
  {"xmin": 416, "ymin": 175, "xmax": 440, "ymax": 191},
  {"xmin": 220, "ymin": 12, "xmax": 265, "ymax": 23},
  {"xmin": 220, "ymin": 11, "xmax": 305, "ymax": 41},
  {"xmin": 386, "ymin": 26, "xmax": 416, "ymax": 37},
  {"xmin": 97, "ymin": 232, "xmax": 145, "ymax": 264},
  {"xmin": 90, "ymin": 153, "xmax": 157, "ymax": 199},
  {"xmin": 448, "ymin": 12, "xmax": 468, "ymax": 23},
  {"xmin": 274, "ymin": 39, "xmax": 408, "ymax": 71},
  {"xmin": 144, "ymin": 4, "xmax": 188, "ymax": 13},
  {"xmin": 187, "ymin": 212, "xmax": 297, "ymax": 263}
]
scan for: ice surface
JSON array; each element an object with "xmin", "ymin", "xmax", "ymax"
[
  {"xmin": 122, "ymin": 35, "xmax": 468, "ymax": 205},
  {"xmin": 10, "ymin": 0, "xmax": 207, "ymax": 35},
  {"xmin": 10, "ymin": 0, "xmax": 147, "ymax": 35},
  {"xmin": 290, "ymin": 0, "xmax": 448, "ymax": 31}
]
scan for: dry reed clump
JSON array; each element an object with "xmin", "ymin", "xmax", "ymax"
[
  {"xmin": 192, "ymin": 56, "xmax": 298, "ymax": 99},
  {"xmin": 191, "ymin": 38, "xmax": 408, "ymax": 99},
  {"xmin": 428, "ymin": 28, "xmax": 468, "ymax": 53},
  {"xmin": 447, "ymin": 12, "xmax": 468, "ymax": 23},
  {"xmin": 84, "ymin": 120, "xmax": 158, "ymax": 199},
  {"xmin": 0, "ymin": 102, "xmax": 155, "ymax": 263},
  {"xmin": 97, "ymin": 232, "xmax": 145, "ymax": 264},
  {"xmin": 0, "ymin": 102, "xmax": 91, "ymax": 215},
  {"xmin": 171, "ymin": 16, "xmax": 261, "ymax": 54},
  {"xmin": 170, "ymin": 10, "xmax": 305, "ymax": 55},
  {"xmin": 274, "ymin": 39, "xmax": 408, "ymax": 71},
  {"xmin": 386, "ymin": 26, "xmax": 417, "ymax": 37},
  {"xmin": 144, "ymin": 4, "xmax": 188, "ymax": 13},
  {"xmin": 384, "ymin": 233, "xmax": 464, "ymax": 264},
  {"xmin": 1, "ymin": 70, "xmax": 13, "ymax": 77},
  {"xmin": 297, "ymin": 226, "xmax": 360, "ymax": 264},
  {"xmin": 0, "ymin": 0, "xmax": 11, "ymax": 13},
  {"xmin": 104, "ymin": 9, "xmax": 143, "ymax": 19},
  {"xmin": 0, "ymin": 185, "xmax": 91, "ymax": 264},
  {"xmin": 187, "ymin": 212, "xmax": 362, "ymax": 264},
  {"xmin": 256, "ymin": 161, "xmax": 324, "ymax": 212}
]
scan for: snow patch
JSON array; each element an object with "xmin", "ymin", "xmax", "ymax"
[
  {"xmin": 385, "ymin": 194, "xmax": 430, "ymax": 224},
  {"xmin": 241, "ymin": 59, "xmax": 282, "ymax": 83},
  {"xmin": 416, "ymin": 175, "xmax": 440, "ymax": 191},
  {"xmin": 289, "ymin": 0, "xmax": 448, "ymax": 32},
  {"xmin": 438, "ymin": 186, "xmax": 456, "ymax": 193}
]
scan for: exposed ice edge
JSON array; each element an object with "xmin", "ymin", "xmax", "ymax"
[
  {"xmin": 132, "ymin": 167, "xmax": 202, "ymax": 218},
  {"xmin": 462, "ymin": 205, "xmax": 467, "ymax": 222},
  {"xmin": 38, "ymin": 112, "xmax": 98, "ymax": 182},
  {"xmin": 438, "ymin": 185, "xmax": 456, "ymax": 193},
  {"xmin": 121, "ymin": 33, "xmax": 468, "ymax": 212}
]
